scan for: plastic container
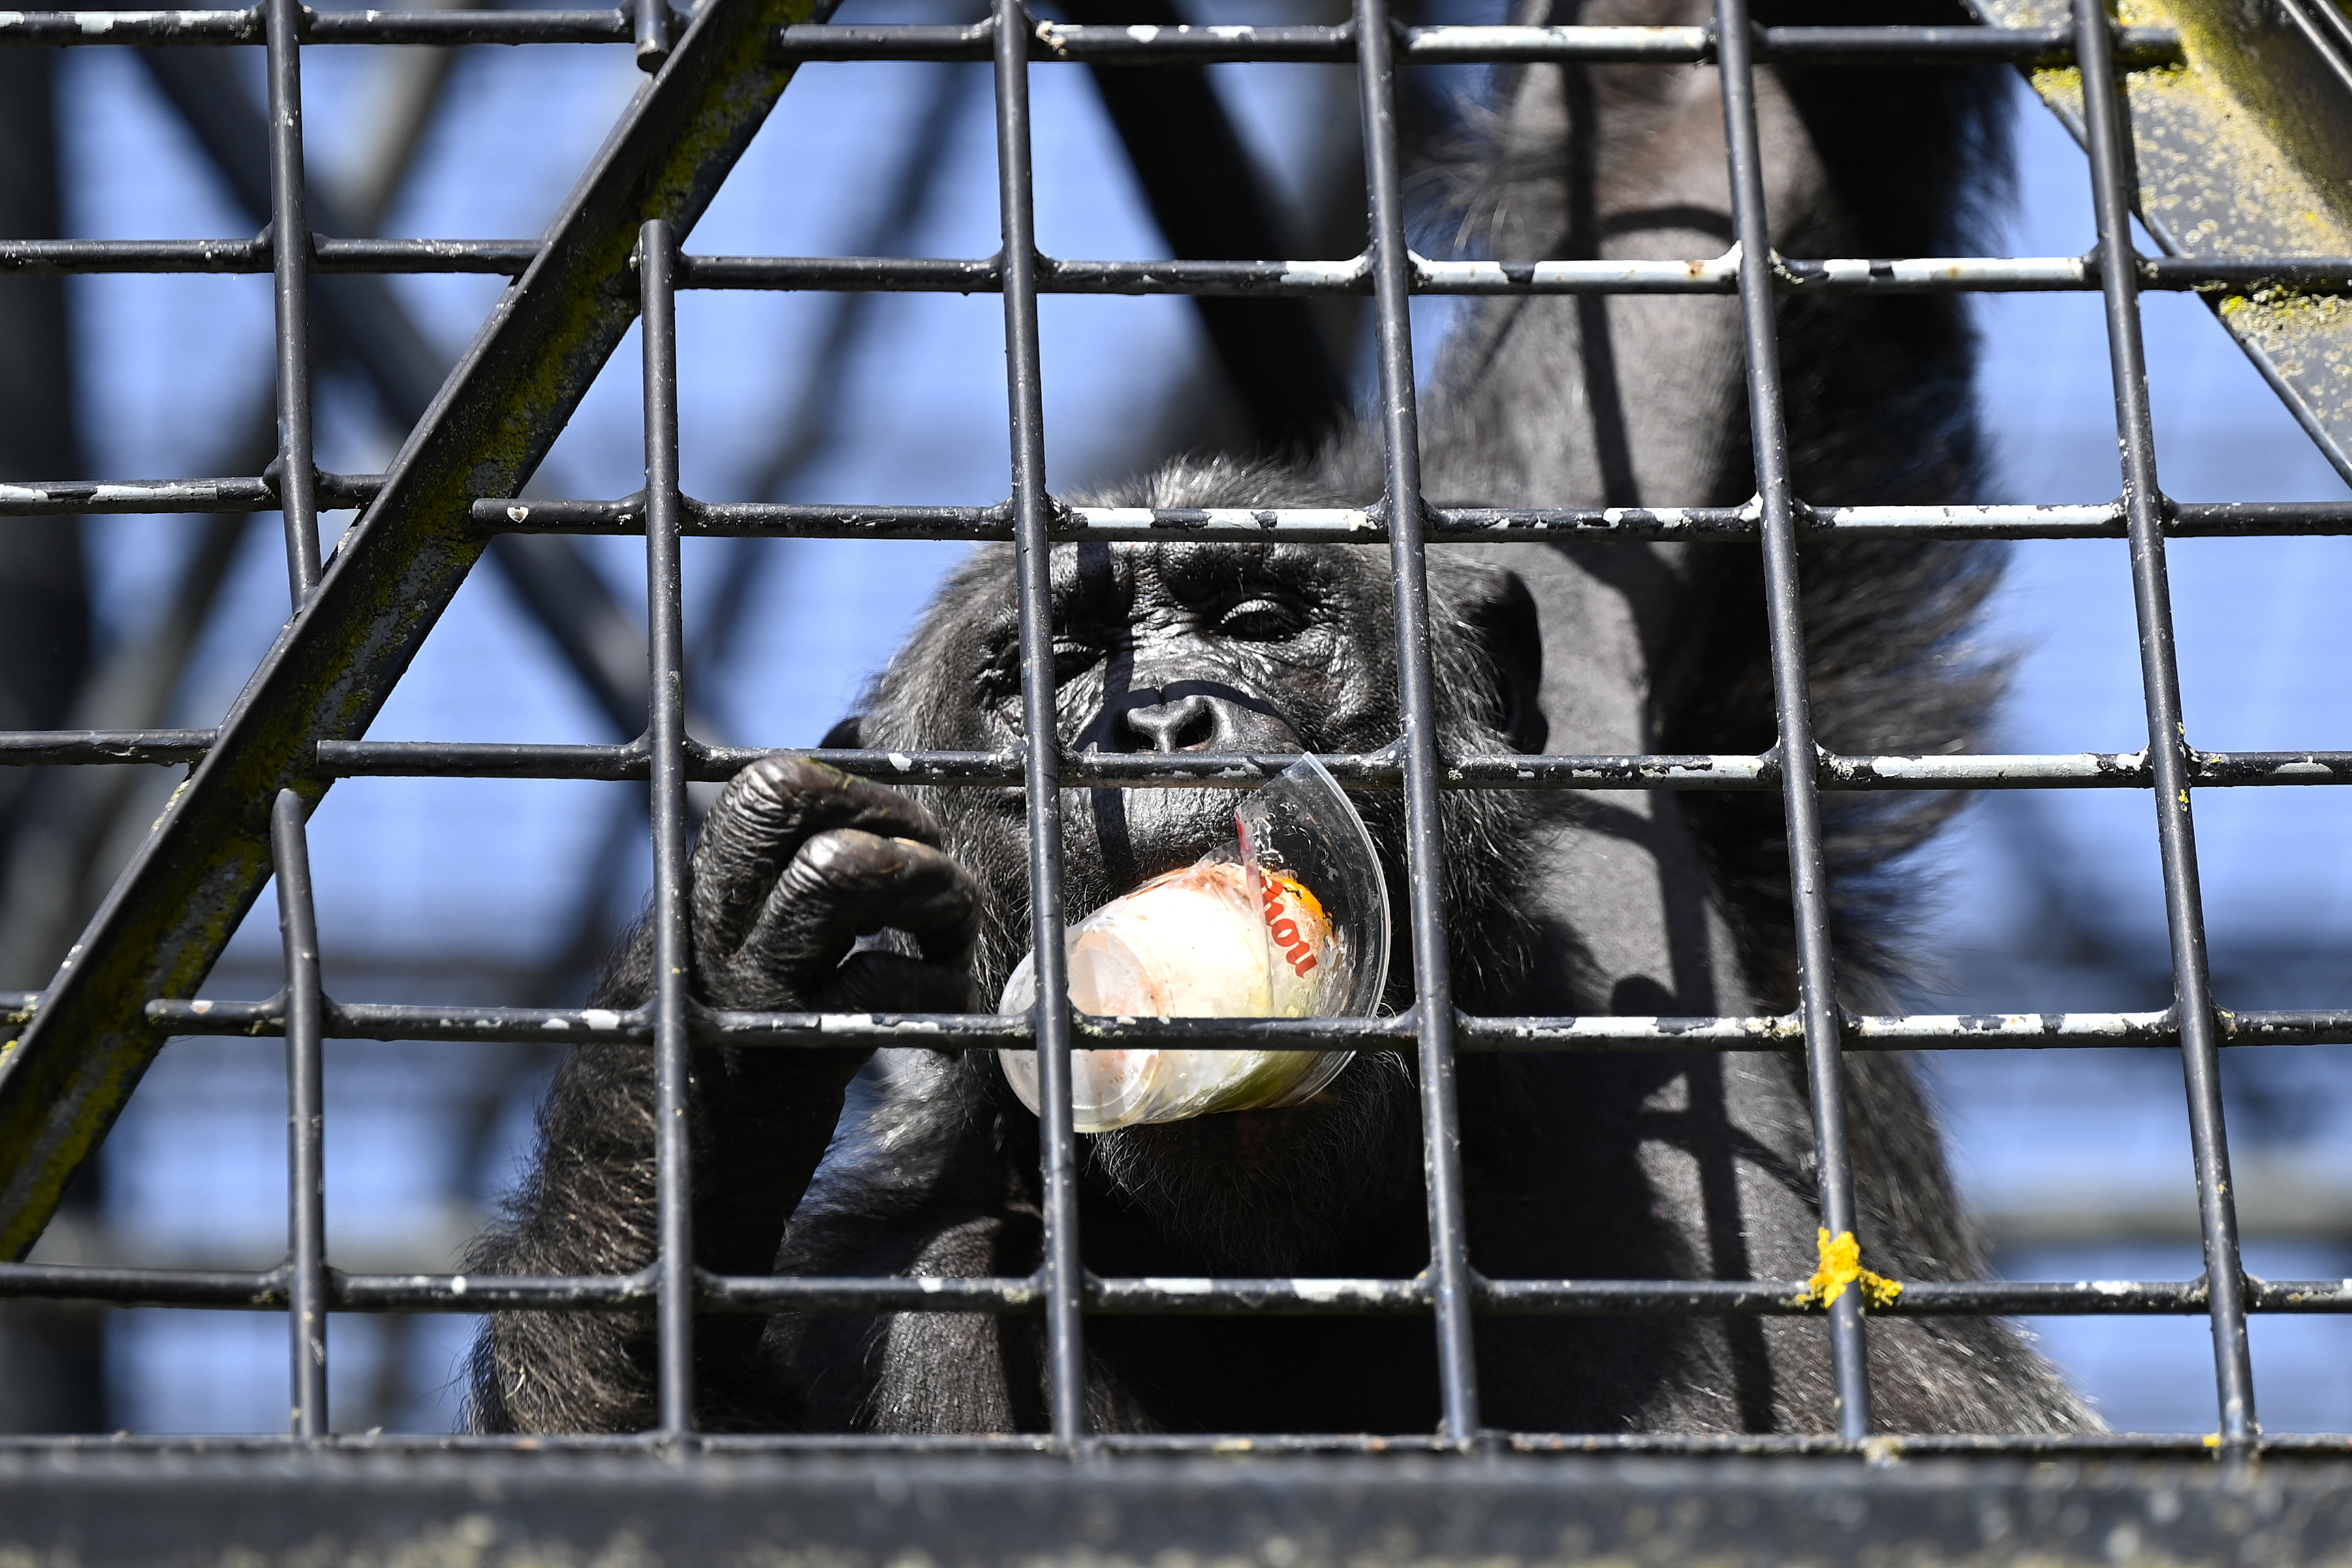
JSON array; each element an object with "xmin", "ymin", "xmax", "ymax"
[{"xmin": 998, "ymin": 755, "xmax": 1390, "ymax": 1131}]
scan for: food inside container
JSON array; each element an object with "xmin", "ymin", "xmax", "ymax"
[{"xmin": 998, "ymin": 755, "xmax": 1389, "ymax": 1132}]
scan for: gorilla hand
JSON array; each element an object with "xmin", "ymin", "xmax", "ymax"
[{"xmin": 689, "ymin": 755, "xmax": 986, "ymax": 1016}]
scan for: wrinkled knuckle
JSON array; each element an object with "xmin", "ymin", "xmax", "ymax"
[{"xmin": 796, "ymin": 827, "xmax": 904, "ymax": 888}]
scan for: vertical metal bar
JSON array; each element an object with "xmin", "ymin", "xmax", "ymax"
[
  {"xmin": 1712, "ymin": 0, "xmax": 1872, "ymax": 1440},
  {"xmin": 1353, "ymin": 0, "xmax": 1480, "ymax": 1449},
  {"xmin": 992, "ymin": 0, "xmax": 1087, "ymax": 1452},
  {"xmin": 2072, "ymin": 0, "xmax": 2257, "ymax": 1451},
  {"xmin": 270, "ymin": 788, "xmax": 326, "ymax": 1440},
  {"xmin": 634, "ymin": 0, "xmax": 673, "ymax": 71},
  {"xmin": 640, "ymin": 216, "xmax": 697, "ymax": 1441},
  {"xmin": 263, "ymin": 0, "xmax": 320, "ymax": 602}
]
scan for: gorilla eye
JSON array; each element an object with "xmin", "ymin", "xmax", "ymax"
[{"xmin": 1214, "ymin": 597, "xmax": 1304, "ymax": 640}]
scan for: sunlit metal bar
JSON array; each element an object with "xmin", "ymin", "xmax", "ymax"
[
  {"xmin": 988, "ymin": 0, "xmax": 1086, "ymax": 1455},
  {"xmin": 1353, "ymin": 0, "xmax": 1479, "ymax": 1452},
  {"xmin": 0, "ymin": 474, "xmax": 379, "ymax": 516},
  {"xmin": 9, "ymin": 1250, "xmax": 2352, "ymax": 1321},
  {"xmin": 16, "ymin": 734, "xmax": 2352, "ymax": 796},
  {"xmin": 269, "ymin": 790, "xmax": 328, "ymax": 1440},
  {"xmin": 1714, "ymin": 0, "xmax": 1870, "ymax": 1442},
  {"xmin": 131, "ymin": 994, "xmax": 2352, "ymax": 1052},
  {"xmin": 465, "ymin": 495, "xmax": 2352, "ymax": 542},
  {"xmin": 21, "ymin": 240, "xmax": 2348, "ymax": 295},
  {"xmin": 0, "ymin": 7, "xmax": 651, "ymax": 44},
  {"xmin": 263, "ymin": 0, "xmax": 319, "ymax": 599},
  {"xmin": 764, "ymin": 18, "xmax": 2182, "ymax": 65},
  {"xmin": 2074, "ymin": 0, "xmax": 2258, "ymax": 1456},
  {"xmin": 638, "ymin": 217, "xmax": 697, "ymax": 1441}
]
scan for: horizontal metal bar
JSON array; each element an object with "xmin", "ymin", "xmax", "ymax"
[
  {"xmin": 767, "ymin": 18, "xmax": 2183, "ymax": 66},
  {"xmin": 470, "ymin": 495, "xmax": 2352, "ymax": 542},
  {"xmin": 670, "ymin": 249, "xmax": 2349, "ymax": 299},
  {"xmin": 0, "ymin": 236, "xmax": 538, "ymax": 276},
  {"xmin": 0, "ymin": 473, "xmax": 381, "ymax": 517},
  {"xmin": 0, "ymin": 6, "xmax": 653, "ymax": 46},
  {"xmin": 7, "ymin": 1250, "xmax": 2348, "ymax": 1320},
  {"xmin": 134, "ymin": 995, "xmax": 2352, "ymax": 1051},
  {"xmin": 5, "ymin": 731, "xmax": 2351, "ymax": 796},
  {"xmin": 18, "ymin": 239, "xmax": 2344, "ymax": 302},
  {"xmin": 0, "ymin": 730, "xmax": 216, "ymax": 765}
]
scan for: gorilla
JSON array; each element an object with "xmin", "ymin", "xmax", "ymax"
[{"xmin": 465, "ymin": 0, "xmax": 2097, "ymax": 1437}]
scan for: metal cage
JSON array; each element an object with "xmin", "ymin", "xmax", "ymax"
[{"xmin": 3, "ymin": 0, "xmax": 2352, "ymax": 1557}]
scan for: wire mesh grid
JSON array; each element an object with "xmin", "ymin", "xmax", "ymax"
[{"xmin": 1, "ymin": 0, "xmax": 2350, "ymax": 1462}]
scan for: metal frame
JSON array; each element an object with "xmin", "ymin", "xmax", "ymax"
[{"xmin": 1, "ymin": 0, "xmax": 2351, "ymax": 1475}]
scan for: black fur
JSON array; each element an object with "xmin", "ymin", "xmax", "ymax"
[{"xmin": 463, "ymin": 0, "xmax": 2095, "ymax": 1438}]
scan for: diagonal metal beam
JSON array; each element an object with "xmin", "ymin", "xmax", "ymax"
[
  {"xmin": 0, "ymin": 0, "xmax": 839, "ymax": 1259},
  {"xmin": 1971, "ymin": 0, "xmax": 2352, "ymax": 484}
]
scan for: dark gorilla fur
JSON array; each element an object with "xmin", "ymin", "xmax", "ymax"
[{"xmin": 465, "ymin": 0, "xmax": 2099, "ymax": 1438}]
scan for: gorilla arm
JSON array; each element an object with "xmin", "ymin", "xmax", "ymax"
[{"xmin": 464, "ymin": 757, "xmax": 983, "ymax": 1434}]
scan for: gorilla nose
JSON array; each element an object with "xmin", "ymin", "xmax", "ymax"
[{"xmin": 1120, "ymin": 692, "xmax": 1223, "ymax": 753}]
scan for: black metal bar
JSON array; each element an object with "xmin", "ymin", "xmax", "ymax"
[
  {"xmin": 0, "ymin": 10, "xmax": 2182, "ymax": 62},
  {"xmin": 268, "ymin": 789, "xmax": 327, "ymax": 1439},
  {"xmin": 22, "ymin": 485, "xmax": 2352, "ymax": 537},
  {"xmin": 12, "ymin": 730, "xmax": 2352, "ymax": 796},
  {"xmin": 1714, "ymin": 0, "xmax": 1872, "ymax": 1441},
  {"xmin": 304, "ymin": 8, "xmax": 640, "ymax": 43},
  {"xmin": 0, "ymin": 474, "xmax": 379, "ymax": 516},
  {"xmin": 764, "ymin": 19, "xmax": 2182, "ymax": 65},
  {"xmin": 0, "ymin": 0, "xmax": 840, "ymax": 1265},
  {"xmin": 1353, "ymin": 0, "xmax": 1478, "ymax": 1452},
  {"xmin": 990, "ymin": 0, "xmax": 1086, "ymax": 1456},
  {"xmin": 638, "ymin": 217, "xmax": 696, "ymax": 1441},
  {"xmin": 263, "ymin": 0, "xmax": 320, "ymax": 601},
  {"xmin": 129, "ymin": 992, "xmax": 2352, "ymax": 1052},
  {"xmin": 0, "ymin": 8, "xmax": 648, "ymax": 46},
  {"xmin": 634, "ymin": 0, "xmax": 671, "ymax": 66},
  {"xmin": 469, "ymin": 494, "xmax": 2352, "ymax": 542},
  {"xmin": 2073, "ymin": 0, "xmax": 2258, "ymax": 1454},
  {"xmin": 17, "ymin": 1244, "xmax": 2352, "ymax": 1321},
  {"xmin": 24, "ymin": 240, "xmax": 2351, "ymax": 297}
]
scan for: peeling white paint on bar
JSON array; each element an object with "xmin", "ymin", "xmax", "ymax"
[
  {"xmin": 1852, "ymin": 1012, "xmax": 2171, "ymax": 1041},
  {"xmin": 1827, "ymin": 751, "xmax": 2150, "ymax": 783},
  {"xmin": 1406, "ymin": 25, "xmax": 1710, "ymax": 59},
  {"xmin": 1414, "ymin": 247, "xmax": 1740, "ymax": 293},
  {"xmin": 1815, "ymin": 502, "xmax": 2120, "ymax": 535},
  {"xmin": 1804, "ymin": 255, "xmax": 2088, "ymax": 287},
  {"xmin": 1280, "ymin": 255, "xmax": 1371, "ymax": 288}
]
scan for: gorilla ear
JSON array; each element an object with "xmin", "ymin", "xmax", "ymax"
[
  {"xmin": 820, "ymin": 715, "xmax": 865, "ymax": 751},
  {"xmin": 1461, "ymin": 570, "xmax": 1548, "ymax": 755}
]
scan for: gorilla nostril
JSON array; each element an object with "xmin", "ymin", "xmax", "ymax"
[{"xmin": 1124, "ymin": 693, "xmax": 1222, "ymax": 753}]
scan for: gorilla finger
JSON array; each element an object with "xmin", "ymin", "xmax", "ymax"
[
  {"xmin": 817, "ymin": 951, "xmax": 988, "ymax": 1015},
  {"xmin": 693, "ymin": 756, "xmax": 945, "ymax": 954},
  {"xmin": 741, "ymin": 828, "xmax": 981, "ymax": 975}
]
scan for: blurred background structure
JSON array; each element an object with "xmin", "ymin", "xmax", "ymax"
[{"xmin": 0, "ymin": 0, "xmax": 2346, "ymax": 1437}]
